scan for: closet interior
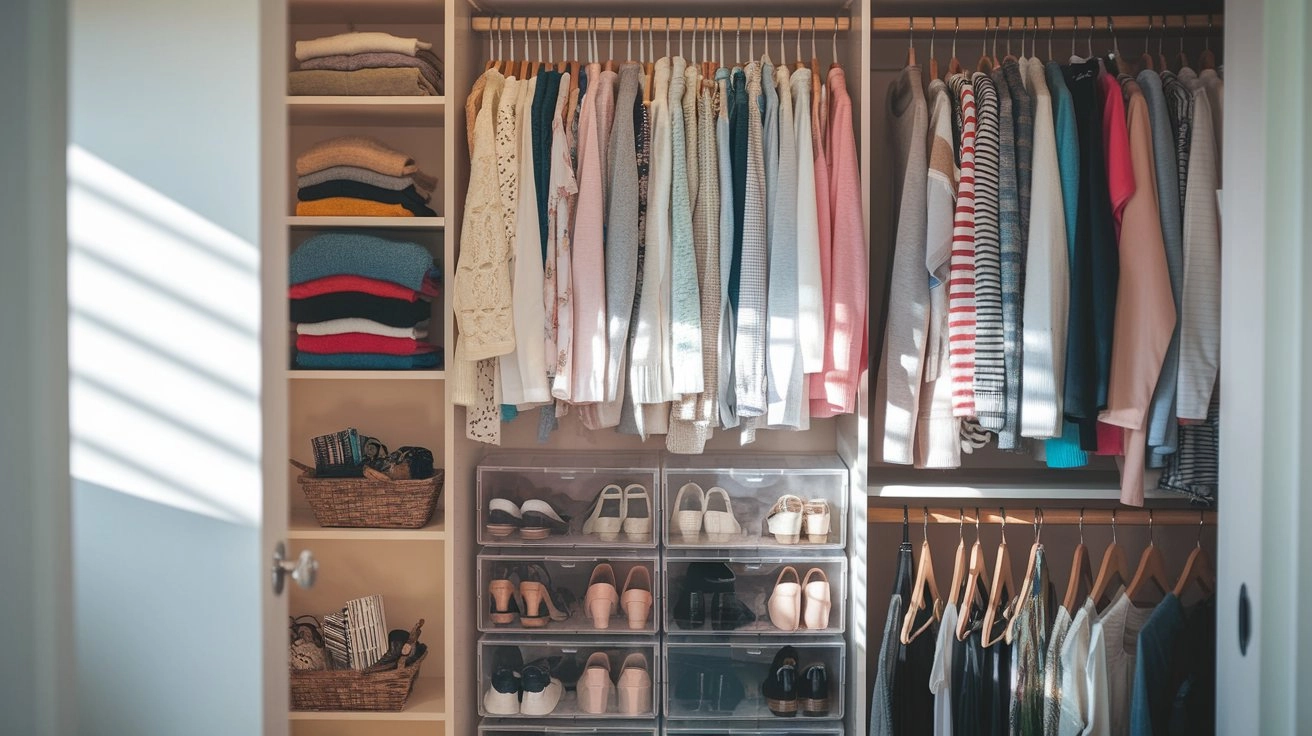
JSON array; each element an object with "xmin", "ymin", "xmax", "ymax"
[{"xmin": 866, "ymin": 6, "xmax": 1226, "ymax": 736}]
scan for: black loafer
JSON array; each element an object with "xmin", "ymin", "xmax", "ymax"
[
  {"xmin": 762, "ymin": 646, "xmax": 799, "ymax": 717},
  {"xmin": 799, "ymin": 663, "xmax": 829, "ymax": 716}
]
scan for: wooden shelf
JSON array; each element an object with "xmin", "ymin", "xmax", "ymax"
[
  {"xmin": 288, "ymin": 369, "xmax": 445, "ymax": 380},
  {"xmin": 289, "ymin": 507, "xmax": 446, "ymax": 541},
  {"xmin": 289, "ymin": 677, "xmax": 446, "ymax": 721},
  {"xmin": 287, "ymin": 216, "xmax": 444, "ymax": 229},
  {"xmin": 288, "ymin": 96, "xmax": 445, "ymax": 126},
  {"xmin": 288, "ymin": 0, "xmax": 444, "ymax": 25}
]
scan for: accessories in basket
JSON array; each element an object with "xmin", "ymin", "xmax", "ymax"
[
  {"xmin": 289, "ymin": 615, "xmax": 327, "ymax": 671},
  {"xmin": 289, "ymin": 606, "xmax": 429, "ymax": 712},
  {"xmin": 291, "ymin": 458, "xmax": 443, "ymax": 529}
]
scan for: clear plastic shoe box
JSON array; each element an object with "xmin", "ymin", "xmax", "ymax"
[
  {"xmin": 478, "ymin": 722, "xmax": 659, "ymax": 735},
  {"xmin": 662, "ymin": 638, "xmax": 845, "ymax": 721},
  {"xmin": 663, "ymin": 556, "xmax": 846, "ymax": 635},
  {"xmin": 478, "ymin": 453, "xmax": 661, "ymax": 548},
  {"xmin": 663, "ymin": 455, "xmax": 848, "ymax": 549},
  {"xmin": 478, "ymin": 553, "xmax": 660, "ymax": 635},
  {"xmin": 479, "ymin": 638, "xmax": 660, "ymax": 719}
]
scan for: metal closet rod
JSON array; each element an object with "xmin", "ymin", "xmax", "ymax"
[
  {"xmin": 868, "ymin": 506, "xmax": 1217, "ymax": 527},
  {"xmin": 872, "ymin": 14, "xmax": 1223, "ymax": 34},
  {"xmin": 471, "ymin": 16, "xmax": 852, "ymax": 32}
]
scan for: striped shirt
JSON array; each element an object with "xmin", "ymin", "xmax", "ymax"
[
  {"xmin": 970, "ymin": 72, "xmax": 1006, "ymax": 430},
  {"xmin": 948, "ymin": 74, "xmax": 978, "ymax": 417},
  {"xmin": 991, "ymin": 65, "xmax": 1023, "ymax": 450}
]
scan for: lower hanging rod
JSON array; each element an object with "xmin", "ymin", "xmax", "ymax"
[
  {"xmin": 869, "ymin": 506, "xmax": 1216, "ymax": 527},
  {"xmin": 472, "ymin": 17, "xmax": 852, "ymax": 33}
]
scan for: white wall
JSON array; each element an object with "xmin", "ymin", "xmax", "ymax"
[
  {"xmin": 0, "ymin": 1, "xmax": 73, "ymax": 734},
  {"xmin": 68, "ymin": 0, "xmax": 267, "ymax": 733}
]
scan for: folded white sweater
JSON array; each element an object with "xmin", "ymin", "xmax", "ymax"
[
  {"xmin": 295, "ymin": 318, "xmax": 429, "ymax": 339},
  {"xmin": 295, "ymin": 32, "xmax": 433, "ymax": 63}
]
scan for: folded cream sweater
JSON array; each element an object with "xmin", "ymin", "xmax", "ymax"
[{"xmin": 295, "ymin": 31, "xmax": 432, "ymax": 62}]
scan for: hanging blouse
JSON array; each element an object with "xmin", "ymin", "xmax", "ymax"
[
  {"xmin": 1020, "ymin": 57, "xmax": 1071, "ymax": 440},
  {"xmin": 813, "ymin": 64, "xmax": 868, "ymax": 419},
  {"xmin": 765, "ymin": 61, "xmax": 804, "ymax": 429},
  {"xmin": 880, "ymin": 64, "xmax": 929, "ymax": 465},
  {"xmin": 631, "ymin": 57, "xmax": 674, "ymax": 406},
  {"xmin": 1176, "ymin": 71, "xmax": 1221, "ymax": 422},
  {"xmin": 615, "ymin": 97, "xmax": 654, "ymax": 437},
  {"xmin": 1010, "ymin": 548, "xmax": 1051, "ymax": 736},
  {"xmin": 668, "ymin": 56, "xmax": 703, "ymax": 397},
  {"xmin": 716, "ymin": 67, "xmax": 740, "ymax": 429},
  {"xmin": 569, "ymin": 64, "xmax": 611, "ymax": 404},
  {"xmin": 990, "ymin": 65, "xmax": 1023, "ymax": 450},
  {"xmin": 545, "ymin": 74, "xmax": 578, "ymax": 399},
  {"xmin": 808, "ymin": 65, "xmax": 834, "ymax": 417},
  {"xmin": 970, "ymin": 71, "xmax": 1006, "ymax": 432},
  {"xmin": 793, "ymin": 67, "xmax": 825, "ymax": 375}
]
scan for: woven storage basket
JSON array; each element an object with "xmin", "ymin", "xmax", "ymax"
[
  {"xmin": 290, "ymin": 649, "xmax": 427, "ymax": 711},
  {"xmin": 291, "ymin": 459, "xmax": 444, "ymax": 528}
]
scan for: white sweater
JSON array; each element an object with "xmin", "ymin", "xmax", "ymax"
[{"xmin": 1020, "ymin": 57, "xmax": 1070, "ymax": 439}]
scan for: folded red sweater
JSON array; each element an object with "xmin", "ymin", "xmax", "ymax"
[
  {"xmin": 295, "ymin": 332, "xmax": 436, "ymax": 355},
  {"xmin": 288, "ymin": 274, "xmax": 442, "ymax": 301}
]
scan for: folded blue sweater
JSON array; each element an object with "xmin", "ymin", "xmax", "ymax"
[
  {"xmin": 289, "ymin": 232, "xmax": 436, "ymax": 289},
  {"xmin": 295, "ymin": 351, "xmax": 442, "ymax": 370}
]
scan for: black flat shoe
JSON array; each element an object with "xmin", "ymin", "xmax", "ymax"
[
  {"xmin": 762, "ymin": 645, "xmax": 799, "ymax": 717},
  {"xmin": 799, "ymin": 663, "xmax": 829, "ymax": 716}
]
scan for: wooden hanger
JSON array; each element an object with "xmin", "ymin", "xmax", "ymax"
[
  {"xmin": 810, "ymin": 17, "xmax": 822, "ymax": 103},
  {"xmin": 1002, "ymin": 16, "xmax": 1017, "ymax": 64},
  {"xmin": 1156, "ymin": 17, "xmax": 1170, "ymax": 73},
  {"xmin": 1173, "ymin": 513, "xmax": 1216, "ymax": 598},
  {"xmin": 1177, "ymin": 17, "xmax": 1193, "ymax": 71},
  {"xmin": 981, "ymin": 509, "xmax": 1017, "ymax": 647},
  {"xmin": 947, "ymin": 18, "xmax": 963, "ymax": 76},
  {"xmin": 566, "ymin": 19, "xmax": 580, "ymax": 97},
  {"xmin": 1090, "ymin": 509, "xmax": 1130, "ymax": 609},
  {"xmin": 794, "ymin": 17, "xmax": 807, "ymax": 72},
  {"xmin": 1125, "ymin": 511, "xmax": 1171, "ymax": 605},
  {"xmin": 1200, "ymin": 15, "xmax": 1217, "ymax": 70},
  {"xmin": 946, "ymin": 509, "xmax": 968, "ymax": 609},
  {"xmin": 1062, "ymin": 509, "xmax": 1095, "ymax": 613},
  {"xmin": 976, "ymin": 16, "xmax": 994, "ymax": 73},
  {"xmin": 1111, "ymin": 17, "xmax": 1135, "ymax": 76},
  {"xmin": 901, "ymin": 508, "xmax": 944, "ymax": 644},
  {"xmin": 907, "ymin": 17, "xmax": 918, "ymax": 68},
  {"xmin": 643, "ymin": 19, "xmax": 654, "ymax": 105},
  {"xmin": 485, "ymin": 16, "xmax": 501, "ymax": 71},
  {"xmin": 1140, "ymin": 16, "xmax": 1157, "ymax": 72},
  {"xmin": 928, "ymin": 19, "xmax": 939, "ymax": 81},
  {"xmin": 1005, "ymin": 509, "xmax": 1045, "ymax": 642},
  {"xmin": 956, "ymin": 510, "xmax": 992, "ymax": 641}
]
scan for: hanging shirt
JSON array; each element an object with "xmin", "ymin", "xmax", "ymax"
[
  {"xmin": 881, "ymin": 64, "xmax": 930, "ymax": 465},
  {"xmin": 808, "ymin": 64, "xmax": 834, "ymax": 418},
  {"xmin": 762, "ymin": 60, "xmax": 804, "ymax": 429},
  {"xmin": 1044, "ymin": 605, "xmax": 1075, "ymax": 736},
  {"xmin": 716, "ymin": 67, "xmax": 739, "ymax": 429},
  {"xmin": 1097, "ymin": 591, "xmax": 1155, "ymax": 735},
  {"xmin": 631, "ymin": 57, "xmax": 674, "ymax": 406},
  {"xmin": 1021, "ymin": 57, "xmax": 1071, "ymax": 440},
  {"xmin": 793, "ymin": 68, "xmax": 825, "ymax": 375},
  {"xmin": 1010, "ymin": 548, "xmax": 1052, "ymax": 735},
  {"xmin": 929, "ymin": 602, "xmax": 959, "ymax": 736},
  {"xmin": 991, "ymin": 65, "xmax": 1023, "ymax": 450},
  {"xmin": 1175, "ymin": 72, "xmax": 1221, "ymax": 422},
  {"xmin": 1140, "ymin": 70, "xmax": 1186, "ymax": 461},
  {"xmin": 667, "ymin": 56, "xmax": 703, "ymax": 397},
  {"xmin": 870, "ymin": 592, "xmax": 904, "ymax": 736},
  {"xmin": 566, "ymin": 64, "xmax": 608, "ymax": 405},
  {"xmin": 1058, "ymin": 597, "xmax": 1108, "ymax": 736},
  {"xmin": 733, "ymin": 60, "xmax": 769, "ymax": 418},
  {"xmin": 544, "ymin": 74, "xmax": 578, "ymax": 399},
  {"xmin": 970, "ymin": 71, "xmax": 1006, "ymax": 433}
]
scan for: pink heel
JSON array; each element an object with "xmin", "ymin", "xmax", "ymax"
[
  {"xmin": 621, "ymin": 566, "xmax": 653, "ymax": 630},
  {"xmin": 585, "ymin": 564, "xmax": 620, "ymax": 629},
  {"xmin": 577, "ymin": 652, "xmax": 614, "ymax": 714},
  {"xmin": 617, "ymin": 653, "xmax": 652, "ymax": 715}
]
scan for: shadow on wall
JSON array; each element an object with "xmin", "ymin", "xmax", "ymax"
[{"xmin": 67, "ymin": 145, "xmax": 263, "ymax": 735}]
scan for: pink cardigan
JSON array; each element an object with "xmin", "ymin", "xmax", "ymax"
[{"xmin": 811, "ymin": 66, "xmax": 868, "ymax": 418}]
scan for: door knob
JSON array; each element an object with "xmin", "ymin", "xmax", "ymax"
[{"xmin": 272, "ymin": 542, "xmax": 318, "ymax": 595}]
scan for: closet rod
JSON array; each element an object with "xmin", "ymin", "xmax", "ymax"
[
  {"xmin": 471, "ymin": 17, "xmax": 852, "ymax": 33},
  {"xmin": 869, "ymin": 507, "xmax": 1217, "ymax": 527},
  {"xmin": 872, "ymin": 15, "xmax": 1222, "ymax": 34}
]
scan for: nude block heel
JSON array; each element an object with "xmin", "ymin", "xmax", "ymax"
[
  {"xmin": 617, "ymin": 653, "xmax": 652, "ymax": 715},
  {"xmin": 519, "ymin": 582, "xmax": 548, "ymax": 628},
  {"xmin": 577, "ymin": 652, "xmax": 614, "ymax": 714},
  {"xmin": 621, "ymin": 566, "xmax": 653, "ymax": 630},
  {"xmin": 488, "ymin": 579, "xmax": 517, "ymax": 625}
]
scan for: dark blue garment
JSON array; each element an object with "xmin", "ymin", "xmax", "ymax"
[
  {"xmin": 1131, "ymin": 593, "xmax": 1183, "ymax": 736},
  {"xmin": 1130, "ymin": 593, "xmax": 1216, "ymax": 736},
  {"xmin": 531, "ymin": 70, "xmax": 560, "ymax": 262},
  {"xmin": 728, "ymin": 68, "xmax": 748, "ymax": 312}
]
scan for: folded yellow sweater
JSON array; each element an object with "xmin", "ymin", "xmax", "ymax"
[{"xmin": 295, "ymin": 197, "xmax": 414, "ymax": 217}]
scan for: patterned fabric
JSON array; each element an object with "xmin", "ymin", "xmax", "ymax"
[
  {"xmin": 544, "ymin": 75, "xmax": 578, "ymax": 399},
  {"xmin": 716, "ymin": 68, "xmax": 739, "ymax": 429},
  {"xmin": 630, "ymin": 58, "xmax": 674, "ymax": 406},
  {"xmin": 1158, "ymin": 390, "xmax": 1219, "ymax": 504},
  {"xmin": 1160, "ymin": 70, "xmax": 1194, "ymax": 211},
  {"xmin": 970, "ymin": 72, "xmax": 1006, "ymax": 432},
  {"xmin": 948, "ymin": 74, "xmax": 979, "ymax": 417},
  {"xmin": 733, "ymin": 61, "xmax": 769, "ymax": 418},
  {"xmin": 1043, "ymin": 606, "xmax": 1074, "ymax": 736},
  {"xmin": 1003, "ymin": 59, "xmax": 1035, "ymax": 259},
  {"xmin": 599, "ymin": 63, "xmax": 642, "ymax": 407},
  {"xmin": 616, "ymin": 101, "xmax": 653, "ymax": 437},
  {"xmin": 1010, "ymin": 548, "xmax": 1050, "ymax": 735},
  {"xmin": 990, "ymin": 66, "xmax": 1022, "ymax": 450}
]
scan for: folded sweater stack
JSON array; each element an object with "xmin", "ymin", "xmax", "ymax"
[
  {"xmin": 290, "ymin": 232, "xmax": 442, "ymax": 370},
  {"xmin": 291, "ymin": 31, "xmax": 444, "ymax": 96},
  {"xmin": 295, "ymin": 136, "xmax": 438, "ymax": 217}
]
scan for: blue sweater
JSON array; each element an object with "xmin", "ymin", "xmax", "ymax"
[{"xmin": 289, "ymin": 232, "xmax": 436, "ymax": 290}]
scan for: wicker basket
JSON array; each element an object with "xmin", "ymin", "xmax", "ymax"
[
  {"xmin": 291, "ymin": 459, "xmax": 444, "ymax": 529},
  {"xmin": 290, "ymin": 649, "xmax": 427, "ymax": 711}
]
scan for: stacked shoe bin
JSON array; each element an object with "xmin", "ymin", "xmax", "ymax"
[
  {"xmin": 661, "ymin": 454, "xmax": 848, "ymax": 735},
  {"xmin": 476, "ymin": 452, "xmax": 662, "ymax": 736}
]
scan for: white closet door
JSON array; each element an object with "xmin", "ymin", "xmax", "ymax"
[{"xmin": 67, "ymin": 0, "xmax": 289, "ymax": 733}]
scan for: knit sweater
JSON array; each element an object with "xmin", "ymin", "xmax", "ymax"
[
  {"xmin": 991, "ymin": 66, "xmax": 1023, "ymax": 450},
  {"xmin": 631, "ymin": 58, "xmax": 675, "ymax": 405},
  {"xmin": 601, "ymin": 63, "xmax": 643, "ymax": 406},
  {"xmin": 1020, "ymin": 57, "xmax": 1071, "ymax": 439},
  {"xmin": 295, "ymin": 135, "xmax": 419, "ymax": 178},
  {"xmin": 291, "ymin": 232, "xmax": 435, "ymax": 291},
  {"xmin": 970, "ymin": 71, "xmax": 1006, "ymax": 430},
  {"xmin": 881, "ymin": 65, "xmax": 930, "ymax": 465},
  {"xmin": 1139, "ymin": 70, "xmax": 1185, "ymax": 457},
  {"xmin": 813, "ymin": 64, "xmax": 868, "ymax": 419},
  {"xmin": 947, "ymin": 74, "xmax": 978, "ymax": 418},
  {"xmin": 668, "ymin": 57, "xmax": 704, "ymax": 396},
  {"xmin": 734, "ymin": 61, "xmax": 769, "ymax": 418},
  {"xmin": 294, "ymin": 31, "xmax": 432, "ymax": 62}
]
